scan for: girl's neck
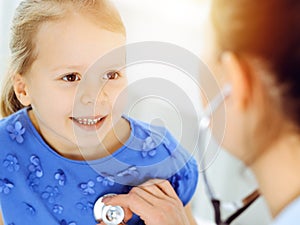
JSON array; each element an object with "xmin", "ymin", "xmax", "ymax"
[
  {"xmin": 251, "ymin": 133, "xmax": 300, "ymax": 218},
  {"xmin": 28, "ymin": 109, "xmax": 131, "ymax": 161},
  {"xmin": 73, "ymin": 117, "xmax": 131, "ymax": 161},
  {"xmin": 102, "ymin": 117, "xmax": 131, "ymax": 155}
]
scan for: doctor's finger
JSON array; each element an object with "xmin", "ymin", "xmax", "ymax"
[{"xmin": 140, "ymin": 179, "xmax": 180, "ymax": 202}]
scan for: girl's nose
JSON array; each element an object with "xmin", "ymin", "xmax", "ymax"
[{"xmin": 78, "ymin": 82, "xmax": 109, "ymax": 106}]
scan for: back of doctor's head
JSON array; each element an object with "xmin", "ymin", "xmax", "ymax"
[
  {"xmin": 211, "ymin": 0, "xmax": 300, "ymax": 132},
  {"xmin": 0, "ymin": 0, "xmax": 126, "ymax": 118}
]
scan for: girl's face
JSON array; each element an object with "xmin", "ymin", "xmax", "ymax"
[{"xmin": 21, "ymin": 14, "xmax": 127, "ymax": 155}]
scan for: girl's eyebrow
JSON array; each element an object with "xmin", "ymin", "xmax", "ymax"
[
  {"xmin": 106, "ymin": 64, "xmax": 126, "ymax": 70},
  {"xmin": 51, "ymin": 64, "xmax": 87, "ymax": 73},
  {"xmin": 51, "ymin": 62, "xmax": 126, "ymax": 74}
]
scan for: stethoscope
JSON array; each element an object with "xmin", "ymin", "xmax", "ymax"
[
  {"xmin": 93, "ymin": 193, "xmax": 125, "ymax": 225},
  {"xmin": 93, "ymin": 85, "xmax": 260, "ymax": 225},
  {"xmin": 199, "ymin": 84, "xmax": 260, "ymax": 225}
]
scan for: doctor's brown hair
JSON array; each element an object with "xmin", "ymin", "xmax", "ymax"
[
  {"xmin": 0, "ymin": 0, "xmax": 125, "ymax": 117},
  {"xmin": 211, "ymin": 0, "xmax": 300, "ymax": 130}
]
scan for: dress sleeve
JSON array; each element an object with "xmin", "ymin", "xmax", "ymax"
[{"xmin": 168, "ymin": 156, "xmax": 199, "ymax": 206}]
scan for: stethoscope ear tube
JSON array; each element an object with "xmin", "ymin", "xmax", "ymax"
[{"xmin": 199, "ymin": 84, "xmax": 260, "ymax": 225}]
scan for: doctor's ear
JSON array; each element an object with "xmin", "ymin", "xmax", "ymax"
[
  {"xmin": 13, "ymin": 74, "xmax": 31, "ymax": 106},
  {"xmin": 220, "ymin": 52, "xmax": 253, "ymax": 110}
]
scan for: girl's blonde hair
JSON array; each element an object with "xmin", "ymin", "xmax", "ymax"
[{"xmin": 1, "ymin": 0, "xmax": 126, "ymax": 117}]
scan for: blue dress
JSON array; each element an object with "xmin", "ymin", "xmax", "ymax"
[{"xmin": 0, "ymin": 108, "xmax": 198, "ymax": 225}]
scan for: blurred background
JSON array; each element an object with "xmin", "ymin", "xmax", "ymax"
[{"xmin": 0, "ymin": 1, "xmax": 271, "ymax": 224}]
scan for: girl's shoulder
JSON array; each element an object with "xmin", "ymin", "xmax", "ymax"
[
  {"xmin": 0, "ymin": 108, "xmax": 28, "ymax": 144},
  {"xmin": 0, "ymin": 107, "xmax": 27, "ymax": 126},
  {"xmin": 123, "ymin": 116, "xmax": 198, "ymax": 161},
  {"xmin": 124, "ymin": 115, "xmax": 176, "ymax": 146},
  {"xmin": 123, "ymin": 115, "xmax": 197, "ymax": 172}
]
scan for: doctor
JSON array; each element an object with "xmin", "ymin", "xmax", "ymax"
[{"xmin": 103, "ymin": 0, "xmax": 300, "ymax": 224}]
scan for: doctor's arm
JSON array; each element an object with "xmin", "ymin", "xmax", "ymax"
[{"xmin": 102, "ymin": 179, "xmax": 197, "ymax": 225}]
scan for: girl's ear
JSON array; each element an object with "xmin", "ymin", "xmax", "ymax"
[
  {"xmin": 13, "ymin": 74, "xmax": 31, "ymax": 106},
  {"xmin": 221, "ymin": 51, "xmax": 252, "ymax": 111}
]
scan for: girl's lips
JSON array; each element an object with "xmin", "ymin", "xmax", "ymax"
[{"xmin": 71, "ymin": 116, "xmax": 107, "ymax": 130}]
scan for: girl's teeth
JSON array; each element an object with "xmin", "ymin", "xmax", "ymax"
[{"xmin": 75, "ymin": 117, "xmax": 102, "ymax": 125}]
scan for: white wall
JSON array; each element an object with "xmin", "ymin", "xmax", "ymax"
[{"xmin": 0, "ymin": 1, "xmax": 22, "ymax": 82}]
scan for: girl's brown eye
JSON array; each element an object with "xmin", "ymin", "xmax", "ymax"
[
  {"xmin": 62, "ymin": 73, "xmax": 81, "ymax": 82},
  {"xmin": 102, "ymin": 71, "xmax": 120, "ymax": 80}
]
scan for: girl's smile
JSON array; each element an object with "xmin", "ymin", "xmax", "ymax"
[{"xmin": 71, "ymin": 115, "xmax": 107, "ymax": 131}]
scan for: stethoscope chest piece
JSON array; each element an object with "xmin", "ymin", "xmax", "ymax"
[{"xmin": 93, "ymin": 194, "xmax": 125, "ymax": 225}]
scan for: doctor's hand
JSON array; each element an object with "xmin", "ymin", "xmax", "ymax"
[{"xmin": 100, "ymin": 179, "xmax": 195, "ymax": 225}]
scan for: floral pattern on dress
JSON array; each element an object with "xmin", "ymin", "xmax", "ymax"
[
  {"xmin": 54, "ymin": 169, "xmax": 66, "ymax": 186},
  {"xmin": 78, "ymin": 180, "xmax": 95, "ymax": 195},
  {"xmin": 41, "ymin": 185, "xmax": 60, "ymax": 204},
  {"xmin": 60, "ymin": 219, "xmax": 77, "ymax": 225},
  {"xmin": 6, "ymin": 121, "xmax": 26, "ymax": 144},
  {"xmin": 53, "ymin": 204, "xmax": 64, "ymax": 214},
  {"xmin": 27, "ymin": 173, "xmax": 41, "ymax": 192},
  {"xmin": 141, "ymin": 136, "xmax": 157, "ymax": 158},
  {"xmin": 117, "ymin": 166, "xmax": 139, "ymax": 178},
  {"xmin": 28, "ymin": 155, "xmax": 43, "ymax": 178},
  {"xmin": 96, "ymin": 173, "xmax": 115, "ymax": 187},
  {"xmin": 0, "ymin": 178, "xmax": 14, "ymax": 194},
  {"xmin": 3, "ymin": 154, "xmax": 20, "ymax": 172},
  {"xmin": 169, "ymin": 169, "xmax": 189, "ymax": 192},
  {"xmin": 23, "ymin": 202, "xmax": 36, "ymax": 216},
  {"xmin": 27, "ymin": 155, "xmax": 43, "ymax": 192},
  {"xmin": 76, "ymin": 198, "xmax": 93, "ymax": 215}
]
